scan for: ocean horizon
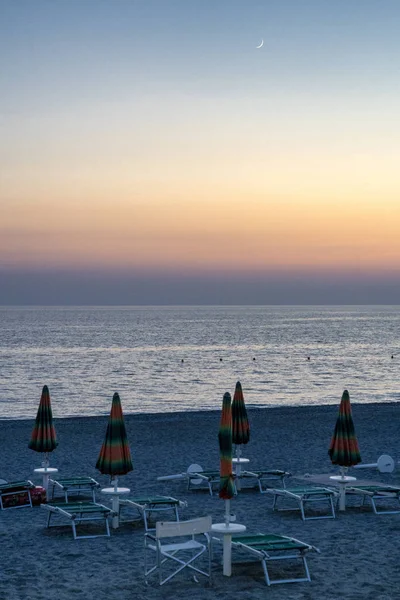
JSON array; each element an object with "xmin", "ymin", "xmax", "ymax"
[{"xmin": 1, "ymin": 305, "xmax": 399, "ymax": 420}]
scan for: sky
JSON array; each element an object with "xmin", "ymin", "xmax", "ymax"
[{"xmin": 1, "ymin": 0, "xmax": 400, "ymax": 304}]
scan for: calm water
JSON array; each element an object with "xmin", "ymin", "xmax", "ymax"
[{"xmin": 0, "ymin": 306, "xmax": 399, "ymax": 419}]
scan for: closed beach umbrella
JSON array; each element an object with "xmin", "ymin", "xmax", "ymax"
[
  {"xmin": 96, "ymin": 392, "xmax": 133, "ymax": 487},
  {"xmin": 28, "ymin": 385, "xmax": 58, "ymax": 467},
  {"xmin": 232, "ymin": 381, "xmax": 250, "ymax": 460},
  {"xmin": 329, "ymin": 389, "xmax": 361, "ymax": 472},
  {"xmin": 218, "ymin": 392, "xmax": 235, "ymax": 525}
]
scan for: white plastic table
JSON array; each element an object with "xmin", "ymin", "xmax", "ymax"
[
  {"xmin": 329, "ymin": 475, "xmax": 357, "ymax": 511},
  {"xmin": 232, "ymin": 457, "xmax": 249, "ymax": 491},
  {"xmin": 101, "ymin": 487, "xmax": 130, "ymax": 528},
  {"xmin": 34, "ymin": 467, "xmax": 58, "ymax": 500},
  {"xmin": 211, "ymin": 522, "xmax": 246, "ymax": 576}
]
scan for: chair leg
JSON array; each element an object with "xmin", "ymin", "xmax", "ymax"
[
  {"xmin": 302, "ymin": 553, "xmax": 311, "ymax": 582},
  {"xmin": 329, "ymin": 495, "xmax": 336, "ymax": 518},
  {"xmin": 208, "ymin": 537, "xmax": 212, "ymax": 585},
  {"xmin": 299, "ymin": 500, "xmax": 306, "ymax": 521},
  {"xmin": 71, "ymin": 519, "xmax": 77, "ymax": 540},
  {"xmin": 261, "ymin": 558, "xmax": 271, "ymax": 586}
]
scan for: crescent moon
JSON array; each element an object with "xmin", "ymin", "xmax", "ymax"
[{"xmin": 256, "ymin": 39, "xmax": 264, "ymax": 49}]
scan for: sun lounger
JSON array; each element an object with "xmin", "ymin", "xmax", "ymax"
[
  {"xmin": 239, "ymin": 469, "xmax": 291, "ymax": 492},
  {"xmin": 345, "ymin": 485, "xmax": 400, "ymax": 514},
  {"xmin": 41, "ymin": 501, "xmax": 115, "ymax": 539},
  {"xmin": 119, "ymin": 496, "xmax": 186, "ymax": 531},
  {"xmin": 158, "ymin": 464, "xmax": 289, "ymax": 496},
  {"xmin": 187, "ymin": 470, "xmax": 223, "ymax": 496},
  {"xmin": 232, "ymin": 533, "xmax": 320, "ymax": 585},
  {"xmin": 49, "ymin": 476, "xmax": 100, "ymax": 502},
  {"xmin": 157, "ymin": 464, "xmax": 232, "ymax": 496},
  {"xmin": 265, "ymin": 486, "xmax": 338, "ymax": 520},
  {"xmin": 0, "ymin": 480, "xmax": 35, "ymax": 510}
]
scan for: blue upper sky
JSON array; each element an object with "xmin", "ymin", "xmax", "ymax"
[{"xmin": 2, "ymin": 1, "xmax": 400, "ymax": 304}]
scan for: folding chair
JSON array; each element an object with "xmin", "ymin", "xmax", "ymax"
[
  {"xmin": 345, "ymin": 485, "xmax": 400, "ymax": 514},
  {"xmin": 266, "ymin": 486, "xmax": 338, "ymax": 520},
  {"xmin": 232, "ymin": 533, "xmax": 320, "ymax": 585},
  {"xmin": 144, "ymin": 516, "xmax": 212, "ymax": 586},
  {"xmin": 0, "ymin": 480, "xmax": 35, "ymax": 510},
  {"xmin": 49, "ymin": 477, "xmax": 100, "ymax": 502}
]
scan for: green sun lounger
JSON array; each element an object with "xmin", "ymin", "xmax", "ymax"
[
  {"xmin": 49, "ymin": 477, "xmax": 100, "ymax": 502},
  {"xmin": 0, "ymin": 480, "xmax": 35, "ymax": 510},
  {"xmin": 239, "ymin": 469, "xmax": 291, "ymax": 492},
  {"xmin": 232, "ymin": 533, "xmax": 320, "ymax": 585},
  {"xmin": 187, "ymin": 470, "xmax": 223, "ymax": 496},
  {"xmin": 345, "ymin": 485, "xmax": 400, "ymax": 514},
  {"xmin": 266, "ymin": 486, "xmax": 338, "ymax": 520},
  {"xmin": 41, "ymin": 501, "xmax": 115, "ymax": 539},
  {"xmin": 156, "ymin": 465, "xmax": 223, "ymax": 496},
  {"xmin": 119, "ymin": 496, "xmax": 186, "ymax": 531}
]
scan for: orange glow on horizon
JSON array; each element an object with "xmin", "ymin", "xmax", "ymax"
[{"xmin": 2, "ymin": 192, "xmax": 400, "ymax": 273}]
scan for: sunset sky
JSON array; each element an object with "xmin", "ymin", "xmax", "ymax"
[{"xmin": 1, "ymin": 0, "xmax": 400, "ymax": 304}]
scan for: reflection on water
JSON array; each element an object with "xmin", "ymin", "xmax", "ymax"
[{"xmin": 0, "ymin": 305, "xmax": 399, "ymax": 419}]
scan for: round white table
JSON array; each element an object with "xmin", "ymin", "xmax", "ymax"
[
  {"xmin": 101, "ymin": 487, "xmax": 130, "ymax": 528},
  {"xmin": 34, "ymin": 467, "xmax": 58, "ymax": 500},
  {"xmin": 211, "ymin": 522, "xmax": 246, "ymax": 576},
  {"xmin": 232, "ymin": 457, "xmax": 249, "ymax": 491},
  {"xmin": 329, "ymin": 475, "xmax": 357, "ymax": 511}
]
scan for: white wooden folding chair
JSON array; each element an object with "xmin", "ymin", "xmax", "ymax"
[{"xmin": 144, "ymin": 516, "xmax": 212, "ymax": 586}]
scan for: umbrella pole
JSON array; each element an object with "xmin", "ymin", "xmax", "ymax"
[
  {"xmin": 224, "ymin": 499, "xmax": 230, "ymax": 527},
  {"xmin": 112, "ymin": 476, "xmax": 119, "ymax": 529},
  {"xmin": 42, "ymin": 452, "xmax": 49, "ymax": 468}
]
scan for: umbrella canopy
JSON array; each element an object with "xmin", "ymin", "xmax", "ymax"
[
  {"xmin": 96, "ymin": 392, "xmax": 133, "ymax": 477},
  {"xmin": 28, "ymin": 385, "xmax": 58, "ymax": 461},
  {"xmin": 328, "ymin": 390, "xmax": 361, "ymax": 467},
  {"xmin": 218, "ymin": 392, "xmax": 235, "ymax": 501},
  {"xmin": 232, "ymin": 381, "xmax": 250, "ymax": 457}
]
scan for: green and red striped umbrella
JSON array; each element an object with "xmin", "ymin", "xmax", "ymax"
[
  {"xmin": 328, "ymin": 390, "xmax": 361, "ymax": 468},
  {"xmin": 96, "ymin": 392, "xmax": 133, "ymax": 478},
  {"xmin": 232, "ymin": 381, "xmax": 250, "ymax": 458},
  {"xmin": 28, "ymin": 385, "xmax": 58, "ymax": 464},
  {"xmin": 218, "ymin": 392, "xmax": 235, "ymax": 501}
]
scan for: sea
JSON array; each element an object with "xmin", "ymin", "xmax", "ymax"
[{"xmin": 0, "ymin": 305, "xmax": 399, "ymax": 420}]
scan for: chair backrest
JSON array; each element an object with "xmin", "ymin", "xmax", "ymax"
[{"xmin": 156, "ymin": 516, "xmax": 212, "ymax": 539}]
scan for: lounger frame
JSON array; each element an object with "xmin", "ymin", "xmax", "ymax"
[
  {"xmin": 41, "ymin": 501, "xmax": 114, "ymax": 539},
  {"xmin": 187, "ymin": 471, "xmax": 223, "ymax": 496},
  {"xmin": 267, "ymin": 486, "xmax": 337, "ymax": 520},
  {"xmin": 232, "ymin": 533, "xmax": 319, "ymax": 586},
  {"xmin": 0, "ymin": 480, "xmax": 35, "ymax": 510},
  {"xmin": 240, "ymin": 469, "xmax": 291, "ymax": 492},
  {"xmin": 345, "ymin": 485, "xmax": 400, "ymax": 515},
  {"xmin": 119, "ymin": 496, "xmax": 185, "ymax": 531},
  {"xmin": 49, "ymin": 477, "xmax": 100, "ymax": 502}
]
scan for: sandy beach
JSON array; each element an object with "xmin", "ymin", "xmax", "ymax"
[{"xmin": 1, "ymin": 402, "xmax": 400, "ymax": 600}]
